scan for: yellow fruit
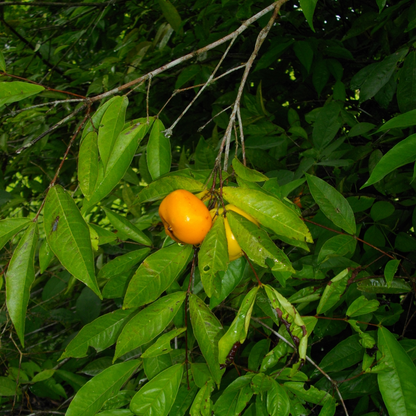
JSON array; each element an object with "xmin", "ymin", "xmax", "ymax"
[
  {"xmin": 159, "ymin": 189, "xmax": 212, "ymax": 245},
  {"xmin": 211, "ymin": 204, "xmax": 259, "ymax": 261}
]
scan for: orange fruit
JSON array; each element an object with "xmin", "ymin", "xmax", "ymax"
[
  {"xmin": 159, "ymin": 189, "xmax": 212, "ymax": 245},
  {"xmin": 211, "ymin": 204, "xmax": 259, "ymax": 261}
]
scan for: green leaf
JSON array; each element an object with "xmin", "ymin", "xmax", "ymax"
[
  {"xmin": 318, "ymin": 334, "xmax": 363, "ymax": 372},
  {"xmin": 351, "ymin": 49, "xmax": 408, "ymax": 103},
  {"xmin": 189, "ymin": 294, "xmax": 225, "ymax": 386},
  {"xmin": 232, "ymin": 157, "xmax": 268, "ymax": 182},
  {"xmin": 6, "ymin": 222, "xmax": 38, "ymax": 347},
  {"xmin": 218, "ymin": 287, "xmax": 258, "ymax": 364},
  {"xmin": 170, "ymin": 382, "xmax": 198, "ymax": 416},
  {"xmin": 306, "ymin": 174, "xmax": 356, "ymax": 234},
  {"xmin": 377, "ymin": 109, "xmax": 416, "ymax": 132},
  {"xmin": 317, "ymin": 268, "xmax": 350, "ymax": 315},
  {"xmin": 0, "ymin": 50, "xmax": 6, "ymax": 72},
  {"xmin": 123, "ymin": 244, "xmax": 192, "ymax": 309},
  {"xmin": 370, "ymin": 201, "xmax": 395, "ymax": 222},
  {"xmin": 198, "ymin": 214, "xmax": 228, "ymax": 298},
  {"xmin": 318, "ymin": 397, "xmax": 336, "ymax": 416},
  {"xmin": 158, "ymin": 0, "xmax": 182, "ymax": 33},
  {"xmin": 284, "ymin": 382, "xmax": 331, "ymax": 405},
  {"xmin": 209, "ymin": 257, "xmax": 246, "ymax": 309},
  {"xmin": 397, "ymin": 51, "xmax": 416, "ymax": 113},
  {"xmin": 78, "ymin": 131, "xmax": 99, "ymax": 200},
  {"xmin": 361, "ymin": 134, "xmax": 416, "ymax": 188},
  {"xmin": 102, "ymin": 207, "xmax": 151, "ymax": 246},
  {"xmin": 31, "ymin": 369, "xmax": 56, "ymax": 384},
  {"xmin": 130, "ymin": 363, "xmax": 184, "ymax": 416},
  {"xmin": 190, "ymin": 380, "xmax": 215, "ymax": 416},
  {"xmin": 293, "ymin": 41, "xmax": 314, "ymax": 73},
  {"xmin": 312, "ymin": 101, "xmax": 341, "ymax": 150},
  {"xmin": 227, "ymin": 211, "xmax": 295, "ymax": 273},
  {"xmin": 44, "ymin": 185, "xmax": 101, "ymax": 298},
  {"xmin": 60, "ymin": 309, "xmax": 133, "ymax": 359},
  {"xmin": 346, "ymin": 296, "xmax": 380, "ymax": 318},
  {"xmin": 384, "ymin": 259, "xmax": 400, "ymax": 287},
  {"xmin": 147, "ymin": 119, "xmax": 171, "ymax": 180},
  {"xmin": 98, "ymin": 248, "xmax": 150, "ymax": 280},
  {"xmin": 65, "ymin": 360, "xmax": 139, "ymax": 416},
  {"xmin": 377, "ymin": 327, "xmax": 416, "ymax": 416},
  {"xmin": 89, "ymin": 224, "xmax": 118, "ymax": 246},
  {"xmin": 358, "ymin": 277, "xmax": 411, "ymax": 294},
  {"xmin": 115, "ymin": 291, "xmax": 186, "ymax": 360},
  {"xmin": 141, "ymin": 327, "xmax": 186, "ymax": 359},
  {"xmin": 299, "ymin": 0, "xmax": 318, "ymax": 32},
  {"xmin": 222, "ymin": 187, "xmax": 312, "ymax": 243},
  {"xmin": 0, "ymin": 377, "xmax": 19, "ymax": 396},
  {"xmin": 266, "ymin": 380, "xmax": 290, "ymax": 416},
  {"xmin": 82, "ymin": 97, "xmax": 119, "ymax": 139},
  {"xmin": 98, "ymin": 96, "xmax": 128, "ymax": 168},
  {"xmin": 97, "ymin": 411, "xmax": 133, "ymax": 416},
  {"xmin": 0, "ymin": 81, "xmax": 44, "ymax": 107},
  {"xmin": 213, "ymin": 375, "xmax": 254, "ymax": 416},
  {"xmin": 317, "ymin": 234, "xmax": 356, "ymax": 264},
  {"xmin": 39, "ymin": 238, "xmax": 54, "ymax": 274},
  {"xmin": 136, "ymin": 175, "xmax": 205, "ymax": 203},
  {"xmin": 82, "ymin": 119, "xmax": 153, "ymax": 213},
  {"xmin": 0, "ymin": 218, "xmax": 31, "ymax": 251}
]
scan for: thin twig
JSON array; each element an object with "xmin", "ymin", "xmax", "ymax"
[{"xmin": 6, "ymin": 99, "xmax": 84, "ymax": 116}]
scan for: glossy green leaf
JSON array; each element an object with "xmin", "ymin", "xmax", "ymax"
[
  {"xmin": 60, "ymin": 309, "xmax": 133, "ymax": 359},
  {"xmin": 312, "ymin": 101, "xmax": 341, "ymax": 150},
  {"xmin": 218, "ymin": 287, "xmax": 258, "ymax": 364},
  {"xmin": 198, "ymin": 214, "xmax": 228, "ymax": 298},
  {"xmin": 384, "ymin": 259, "xmax": 400, "ymax": 287},
  {"xmin": 39, "ymin": 238, "xmax": 54, "ymax": 273},
  {"xmin": 267, "ymin": 380, "xmax": 290, "ymax": 416},
  {"xmin": 357, "ymin": 277, "xmax": 411, "ymax": 294},
  {"xmin": 6, "ymin": 222, "xmax": 38, "ymax": 346},
  {"xmin": 123, "ymin": 244, "xmax": 192, "ymax": 309},
  {"xmin": 141, "ymin": 327, "xmax": 186, "ymax": 359},
  {"xmin": 293, "ymin": 41, "xmax": 314, "ymax": 73},
  {"xmin": 31, "ymin": 369, "xmax": 55, "ymax": 384},
  {"xmin": 213, "ymin": 375, "xmax": 254, "ymax": 416},
  {"xmin": 98, "ymin": 248, "xmax": 150, "ymax": 280},
  {"xmin": 227, "ymin": 211, "xmax": 294, "ymax": 273},
  {"xmin": 82, "ymin": 97, "xmax": 119, "ymax": 139},
  {"xmin": 306, "ymin": 174, "xmax": 356, "ymax": 234},
  {"xmin": 299, "ymin": 0, "xmax": 318, "ymax": 32},
  {"xmin": 170, "ymin": 383, "xmax": 198, "ymax": 416},
  {"xmin": 44, "ymin": 185, "xmax": 101, "ymax": 298},
  {"xmin": 362, "ymin": 134, "xmax": 416, "ymax": 188},
  {"xmin": 82, "ymin": 119, "xmax": 153, "ymax": 213},
  {"xmin": 317, "ymin": 268, "xmax": 350, "ymax": 314},
  {"xmin": 222, "ymin": 187, "xmax": 312, "ymax": 243},
  {"xmin": 98, "ymin": 96, "xmax": 128, "ymax": 168},
  {"xmin": 189, "ymin": 294, "xmax": 224, "ymax": 386},
  {"xmin": 147, "ymin": 119, "xmax": 171, "ymax": 180},
  {"xmin": 0, "ymin": 81, "xmax": 44, "ymax": 107},
  {"xmin": 319, "ymin": 334, "xmax": 363, "ymax": 372},
  {"xmin": 102, "ymin": 207, "xmax": 151, "ymax": 246},
  {"xmin": 97, "ymin": 411, "xmax": 133, "ymax": 416},
  {"xmin": 377, "ymin": 327, "xmax": 416, "ymax": 416},
  {"xmin": 317, "ymin": 234, "xmax": 356, "ymax": 264},
  {"xmin": 78, "ymin": 131, "xmax": 99, "ymax": 200},
  {"xmin": 88, "ymin": 223, "xmax": 118, "ymax": 246},
  {"xmin": 232, "ymin": 157, "xmax": 268, "ymax": 182},
  {"xmin": 158, "ymin": 0, "xmax": 182, "ymax": 33},
  {"xmin": 65, "ymin": 360, "xmax": 139, "ymax": 416},
  {"xmin": 346, "ymin": 296, "xmax": 380, "ymax": 318},
  {"xmin": 398, "ymin": 52, "xmax": 416, "ymax": 113},
  {"xmin": 209, "ymin": 257, "xmax": 246, "ymax": 309},
  {"xmin": 130, "ymin": 363, "xmax": 183, "ymax": 416},
  {"xmin": 115, "ymin": 291, "xmax": 186, "ymax": 360},
  {"xmin": 136, "ymin": 175, "xmax": 205, "ymax": 203},
  {"xmin": 190, "ymin": 380, "xmax": 215, "ymax": 416},
  {"xmin": 0, "ymin": 218, "xmax": 31, "ymax": 250}
]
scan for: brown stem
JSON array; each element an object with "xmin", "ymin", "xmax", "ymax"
[{"xmin": 243, "ymin": 251, "xmax": 262, "ymax": 286}]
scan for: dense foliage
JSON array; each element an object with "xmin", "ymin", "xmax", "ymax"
[{"xmin": 1, "ymin": 0, "xmax": 416, "ymax": 415}]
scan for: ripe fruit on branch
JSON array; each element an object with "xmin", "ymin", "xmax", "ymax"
[
  {"xmin": 211, "ymin": 204, "xmax": 259, "ymax": 261},
  {"xmin": 159, "ymin": 189, "xmax": 212, "ymax": 245}
]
